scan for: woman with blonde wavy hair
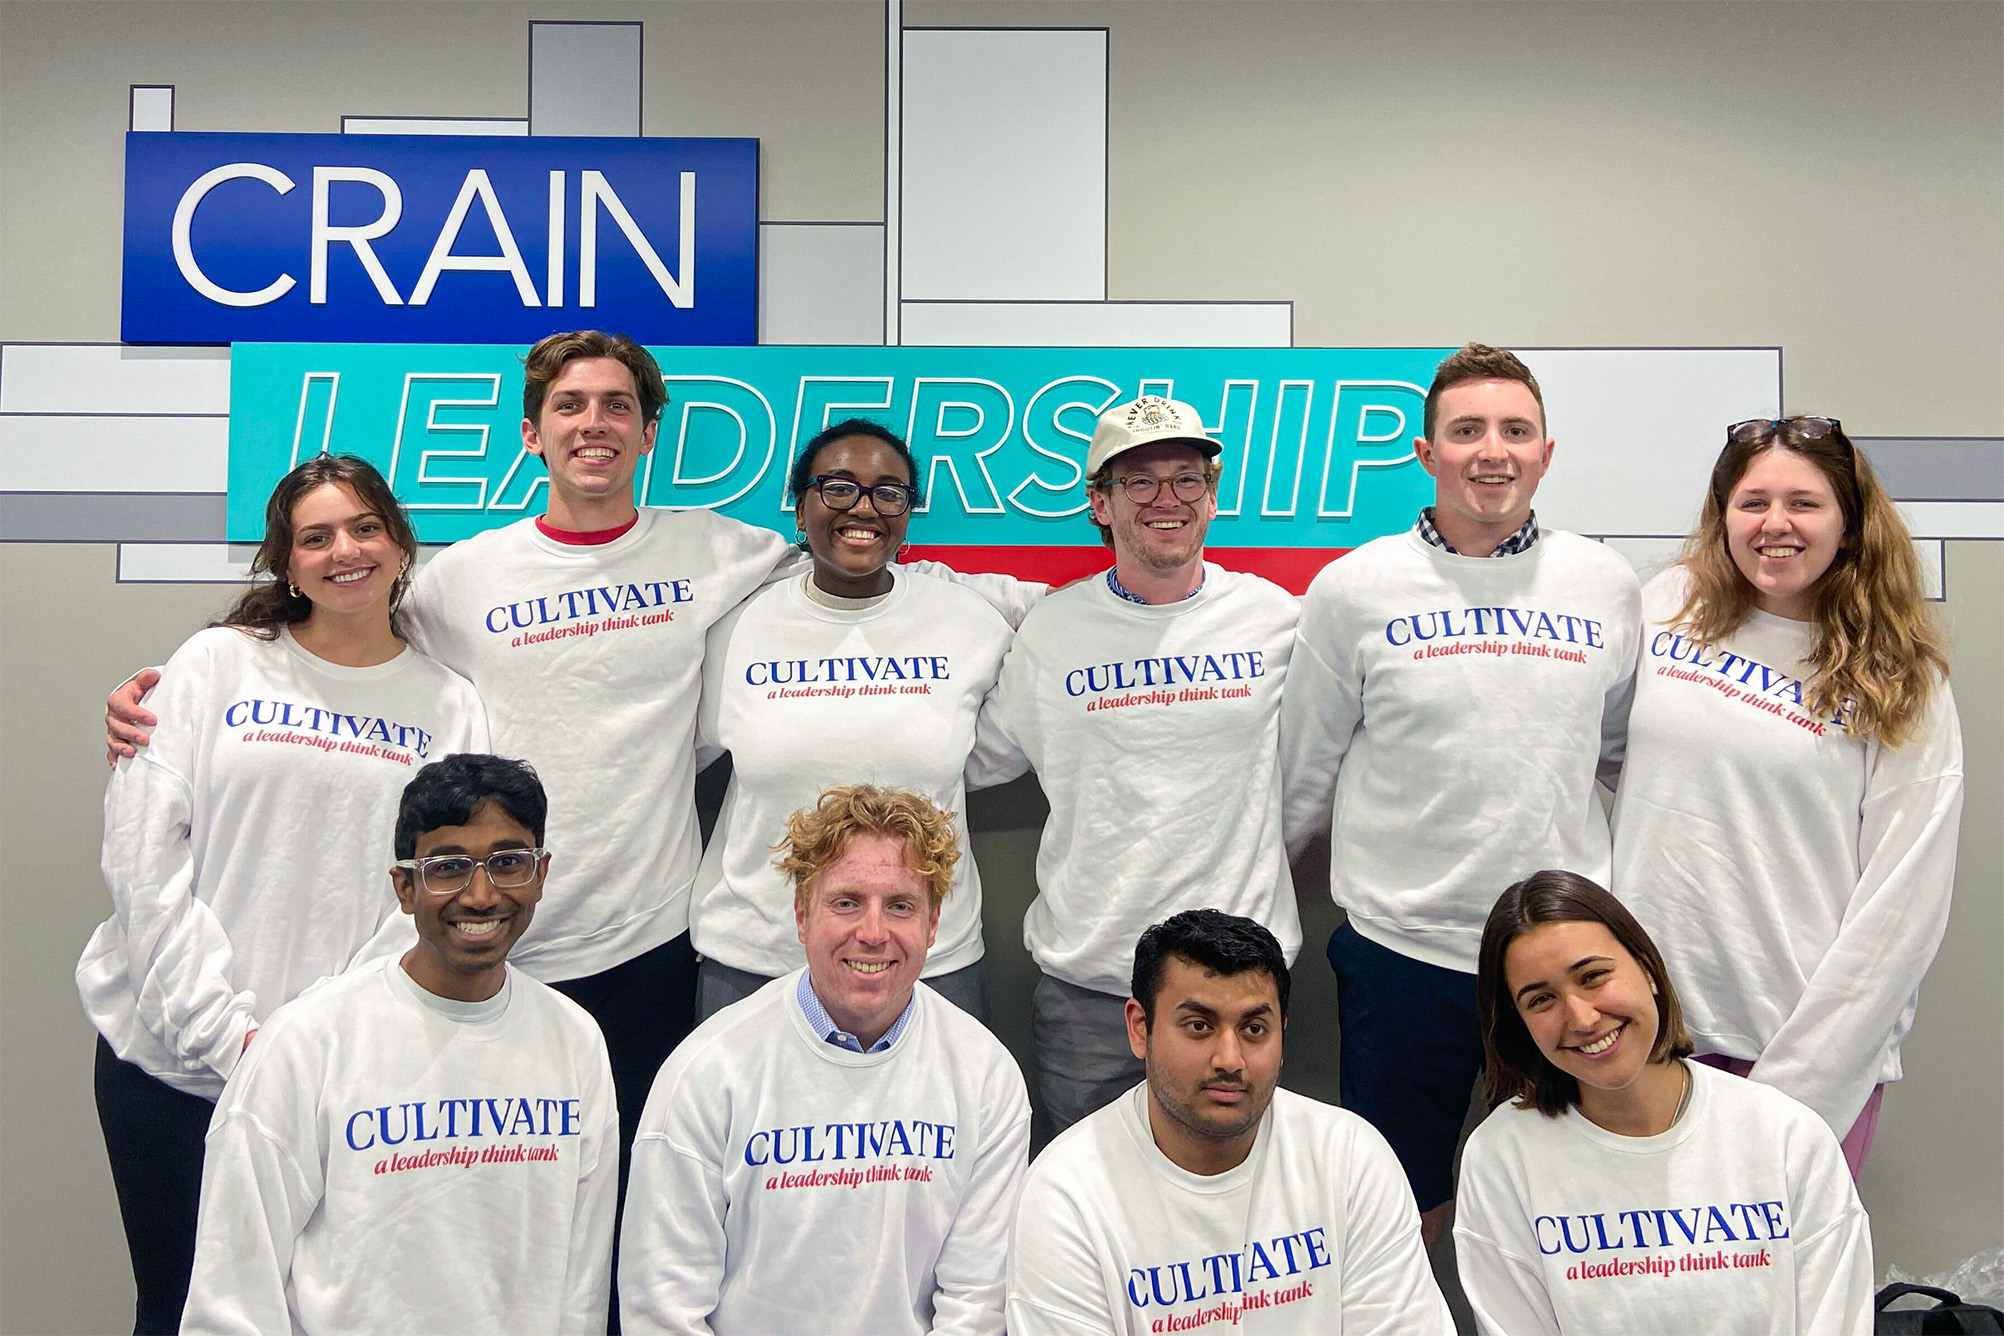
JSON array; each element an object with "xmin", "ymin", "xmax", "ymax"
[{"xmin": 1609, "ymin": 415, "xmax": 1962, "ymax": 1179}]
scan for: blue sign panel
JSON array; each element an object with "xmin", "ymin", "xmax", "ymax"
[
  {"xmin": 122, "ymin": 133, "xmax": 757, "ymax": 345},
  {"xmin": 228, "ymin": 343, "xmax": 1449, "ymax": 565}
]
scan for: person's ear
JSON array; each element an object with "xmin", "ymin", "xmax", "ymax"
[
  {"xmin": 1124, "ymin": 997, "xmax": 1150, "ymax": 1062},
  {"xmin": 391, "ymin": 868, "xmax": 417, "ymax": 916}
]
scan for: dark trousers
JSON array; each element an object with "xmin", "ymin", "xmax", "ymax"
[
  {"xmin": 550, "ymin": 930, "xmax": 700, "ymax": 1331},
  {"xmin": 95, "ymin": 1036, "xmax": 217, "ymax": 1336},
  {"xmin": 1327, "ymin": 921, "xmax": 1485, "ymax": 1213}
]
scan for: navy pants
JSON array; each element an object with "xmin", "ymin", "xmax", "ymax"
[
  {"xmin": 551, "ymin": 930, "xmax": 700, "ymax": 1332},
  {"xmin": 1327, "ymin": 921, "xmax": 1485, "ymax": 1212}
]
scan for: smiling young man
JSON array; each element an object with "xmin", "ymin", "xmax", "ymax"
[
  {"xmin": 1279, "ymin": 343, "xmax": 1642, "ymax": 1249},
  {"xmin": 978, "ymin": 395, "xmax": 1301, "ymax": 1136},
  {"xmin": 619, "ymin": 785, "xmax": 1030, "ymax": 1336},
  {"xmin": 1006, "ymin": 910, "xmax": 1450, "ymax": 1335},
  {"xmin": 392, "ymin": 331, "xmax": 801, "ymax": 1162},
  {"xmin": 180, "ymin": 754, "xmax": 618, "ymax": 1336}
]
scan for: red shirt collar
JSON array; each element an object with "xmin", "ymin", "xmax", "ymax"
[{"xmin": 535, "ymin": 513, "xmax": 640, "ymax": 546}]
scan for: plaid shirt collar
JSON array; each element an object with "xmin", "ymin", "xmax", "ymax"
[
  {"xmin": 796, "ymin": 969, "xmax": 913, "ymax": 1054},
  {"xmin": 1415, "ymin": 507, "xmax": 1540, "ymax": 557},
  {"xmin": 1106, "ymin": 566, "xmax": 1205, "ymax": 605}
]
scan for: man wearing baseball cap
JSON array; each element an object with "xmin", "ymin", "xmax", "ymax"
[{"xmin": 976, "ymin": 395, "xmax": 1302, "ymax": 1135}]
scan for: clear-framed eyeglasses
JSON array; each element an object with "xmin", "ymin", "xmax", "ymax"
[
  {"xmin": 394, "ymin": 849, "xmax": 547, "ymax": 894},
  {"xmin": 806, "ymin": 476, "xmax": 915, "ymax": 517},
  {"xmin": 1102, "ymin": 472, "xmax": 1211, "ymax": 504}
]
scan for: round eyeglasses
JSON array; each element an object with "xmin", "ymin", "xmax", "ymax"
[
  {"xmin": 394, "ymin": 849, "xmax": 546, "ymax": 895},
  {"xmin": 1102, "ymin": 472, "xmax": 1211, "ymax": 504},
  {"xmin": 806, "ymin": 476, "xmax": 915, "ymax": 517}
]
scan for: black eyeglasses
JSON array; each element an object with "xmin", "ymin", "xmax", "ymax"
[
  {"xmin": 1728, "ymin": 417, "xmax": 1844, "ymax": 446},
  {"xmin": 806, "ymin": 476, "xmax": 915, "ymax": 517}
]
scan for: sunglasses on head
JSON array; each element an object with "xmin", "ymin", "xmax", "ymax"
[{"xmin": 1727, "ymin": 416, "xmax": 1844, "ymax": 446}]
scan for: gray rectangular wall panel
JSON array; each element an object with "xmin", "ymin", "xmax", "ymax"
[
  {"xmin": 0, "ymin": 492, "xmax": 226, "ymax": 542},
  {"xmin": 760, "ymin": 224, "xmax": 886, "ymax": 345},
  {"xmin": 530, "ymin": 23, "xmax": 642, "ymax": 137},
  {"xmin": 1856, "ymin": 438, "xmax": 2004, "ymax": 501}
]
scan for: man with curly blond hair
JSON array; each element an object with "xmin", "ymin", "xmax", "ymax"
[{"xmin": 619, "ymin": 785, "xmax": 1031, "ymax": 1336}]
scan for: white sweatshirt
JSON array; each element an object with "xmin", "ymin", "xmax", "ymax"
[
  {"xmin": 1610, "ymin": 567, "xmax": 1964, "ymax": 1135},
  {"xmin": 1281, "ymin": 530, "xmax": 1641, "ymax": 972},
  {"xmin": 976, "ymin": 566, "xmax": 1302, "ymax": 994},
  {"xmin": 692, "ymin": 570, "xmax": 1017, "ymax": 978},
  {"xmin": 620, "ymin": 973, "xmax": 1031, "ymax": 1336},
  {"xmin": 77, "ymin": 626, "xmax": 487, "ymax": 1098},
  {"xmin": 402, "ymin": 509, "xmax": 792, "ymax": 981},
  {"xmin": 1454, "ymin": 1061, "xmax": 1873, "ymax": 1336},
  {"xmin": 181, "ymin": 956, "xmax": 619, "ymax": 1336},
  {"xmin": 1007, "ymin": 1084, "xmax": 1452, "ymax": 1335}
]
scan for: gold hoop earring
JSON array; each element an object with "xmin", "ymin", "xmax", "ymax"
[
  {"xmin": 399, "ymin": 555, "xmax": 411, "ymax": 575},
  {"xmin": 288, "ymin": 582, "xmax": 302, "ymax": 599}
]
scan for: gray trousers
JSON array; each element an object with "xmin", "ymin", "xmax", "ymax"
[
  {"xmin": 694, "ymin": 956, "xmax": 992, "ymax": 1026},
  {"xmin": 1032, "ymin": 972, "xmax": 1145, "ymax": 1137}
]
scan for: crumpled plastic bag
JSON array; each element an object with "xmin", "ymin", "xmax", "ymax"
[{"xmin": 1883, "ymin": 1247, "xmax": 2004, "ymax": 1308}]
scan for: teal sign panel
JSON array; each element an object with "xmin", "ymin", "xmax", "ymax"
[{"xmin": 227, "ymin": 343, "xmax": 1454, "ymax": 547}]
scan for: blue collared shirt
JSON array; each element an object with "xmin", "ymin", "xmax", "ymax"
[
  {"xmin": 795, "ymin": 970, "xmax": 914, "ymax": 1054},
  {"xmin": 1106, "ymin": 566, "xmax": 1206, "ymax": 605},
  {"xmin": 1415, "ymin": 507, "xmax": 1540, "ymax": 557}
]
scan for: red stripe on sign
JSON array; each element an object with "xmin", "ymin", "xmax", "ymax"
[{"xmin": 901, "ymin": 545, "xmax": 1351, "ymax": 595}]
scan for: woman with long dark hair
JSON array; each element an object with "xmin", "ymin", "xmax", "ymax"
[
  {"xmin": 1611, "ymin": 416, "xmax": 1962, "ymax": 1176},
  {"xmin": 77, "ymin": 455, "xmax": 487, "ymax": 1334},
  {"xmin": 1454, "ymin": 871, "xmax": 1872, "ymax": 1335}
]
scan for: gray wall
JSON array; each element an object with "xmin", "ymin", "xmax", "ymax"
[{"xmin": 3, "ymin": 3, "xmax": 1999, "ymax": 1332}]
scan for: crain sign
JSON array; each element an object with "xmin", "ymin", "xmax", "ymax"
[{"xmin": 121, "ymin": 132, "xmax": 758, "ymax": 345}]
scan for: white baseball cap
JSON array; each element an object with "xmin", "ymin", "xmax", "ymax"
[{"xmin": 1086, "ymin": 395, "xmax": 1222, "ymax": 475}]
